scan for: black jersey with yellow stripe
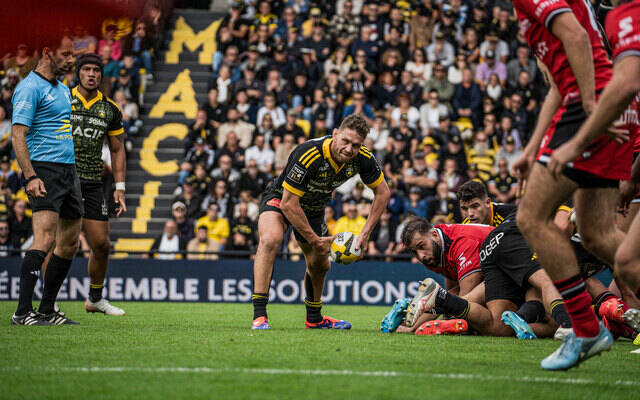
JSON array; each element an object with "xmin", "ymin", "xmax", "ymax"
[
  {"xmin": 70, "ymin": 87, "xmax": 124, "ymax": 182},
  {"xmin": 462, "ymin": 202, "xmax": 517, "ymax": 227},
  {"xmin": 267, "ymin": 136, "xmax": 384, "ymax": 215}
]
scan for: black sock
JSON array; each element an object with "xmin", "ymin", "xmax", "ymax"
[
  {"xmin": 593, "ymin": 291, "xmax": 616, "ymax": 317},
  {"xmin": 38, "ymin": 254, "xmax": 73, "ymax": 314},
  {"xmin": 550, "ymin": 299, "xmax": 572, "ymax": 328},
  {"xmin": 515, "ymin": 300, "xmax": 546, "ymax": 323},
  {"xmin": 252, "ymin": 293, "xmax": 268, "ymax": 320},
  {"xmin": 434, "ymin": 287, "xmax": 469, "ymax": 318},
  {"xmin": 89, "ymin": 283, "xmax": 104, "ymax": 303},
  {"xmin": 305, "ymin": 298, "xmax": 323, "ymax": 323},
  {"xmin": 16, "ymin": 250, "xmax": 47, "ymax": 315}
]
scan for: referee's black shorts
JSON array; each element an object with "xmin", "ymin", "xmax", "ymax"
[
  {"xmin": 29, "ymin": 161, "xmax": 83, "ymax": 220},
  {"xmin": 480, "ymin": 219, "xmax": 540, "ymax": 305}
]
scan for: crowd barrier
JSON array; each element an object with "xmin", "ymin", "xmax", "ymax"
[{"xmin": 0, "ymin": 258, "xmax": 613, "ymax": 305}]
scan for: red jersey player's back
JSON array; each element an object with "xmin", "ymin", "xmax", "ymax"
[
  {"xmin": 514, "ymin": 0, "xmax": 612, "ymax": 102},
  {"xmin": 431, "ymin": 224, "xmax": 495, "ymax": 282}
]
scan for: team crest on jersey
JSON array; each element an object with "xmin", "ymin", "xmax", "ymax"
[
  {"xmin": 99, "ymin": 110, "xmax": 105, "ymax": 118},
  {"xmin": 345, "ymin": 166, "xmax": 354, "ymax": 177},
  {"xmin": 288, "ymin": 164, "xmax": 306, "ymax": 184}
]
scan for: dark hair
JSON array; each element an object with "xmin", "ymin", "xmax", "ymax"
[
  {"xmin": 339, "ymin": 114, "xmax": 369, "ymax": 138},
  {"xmin": 401, "ymin": 217, "xmax": 432, "ymax": 248},
  {"xmin": 456, "ymin": 180, "xmax": 488, "ymax": 203}
]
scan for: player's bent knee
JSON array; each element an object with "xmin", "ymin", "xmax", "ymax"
[
  {"xmin": 56, "ymin": 242, "xmax": 79, "ymax": 259},
  {"xmin": 259, "ymin": 234, "xmax": 283, "ymax": 253},
  {"xmin": 93, "ymin": 239, "xmax": 111, "ymax": 257}
]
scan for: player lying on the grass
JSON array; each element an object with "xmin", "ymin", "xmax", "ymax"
[
  {"xmin": 70, "ymin": 54, "xmax": 127, "ymax": 316},
  {"xmin": 546, "ymin": 0, "xmax": 640, "ymax": 336},
  {"xmin": 398, "ymin": 214, "xmax": 570, "ymax": 339},
  {"xmin": 395, "ymin": 221, "xmax": 494, "ymax": 332},
  {"xmin": 458, "ymin": 181, "xmax": 516, "ymax": 227},
  {"xmin": 251, "ymin": 114, "xmax": 390, "ymax": 330}
]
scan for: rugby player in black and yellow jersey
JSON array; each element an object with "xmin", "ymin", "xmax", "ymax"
[
  {"xmin": 71, "ymin": 54, "xmax": 127, "ymax": 315},
  {"xmin": 251, "ymin": 115, "xmax": 390, "ymax": 330},
  {"xmin": 456, "ymin": 180, "xmax": 516, "ymax": 227}
]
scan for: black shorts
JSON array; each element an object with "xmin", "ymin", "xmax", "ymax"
[
  {"xmin": 80, "ymin": 179, "xmax": 108, "ymax": 221},
  {"xmin": 480, "ymin": 221, "xmax": 540, "ymax": 304},
  {"xmin": 259, "ymin": 191, "xmax": 327, "ymax": 244},
  {"xmin": 29, "ymin": 161, "xmax": 83, "ymax": 220},
  {"xmin": 571, "ymin": 234, "xmax": 608, "ymax": 279}
]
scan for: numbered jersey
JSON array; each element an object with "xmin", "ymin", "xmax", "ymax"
[
  {"xmin": 70, "ymin": 87, "xmax": 124, "ymax": 181},
  {"xmin": 514, "ymin": 0, "xmax": 612, "ymax": 102},
  {"xmin": 431, "ymin": 224, "xmax": 495, "ymax": 282}
]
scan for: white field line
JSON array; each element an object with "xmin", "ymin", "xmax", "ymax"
[{"xmin": 2, "ymin": 366, "xmax": 639, "ymax": 387}]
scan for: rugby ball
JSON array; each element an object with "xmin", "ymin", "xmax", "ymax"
[{"xmin": 329, "ymin": 232, "xmax": 362, "ymax": 264}]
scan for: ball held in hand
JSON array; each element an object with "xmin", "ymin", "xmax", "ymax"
[{"xmin": 329, "ymin": 232, "xmax": 362, "ymax": 264}]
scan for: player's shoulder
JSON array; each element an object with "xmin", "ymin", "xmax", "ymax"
[
  {"xmin": 291, "ymin": 137, "xmax": 325, "ymax": 169},
  {"xmin": 356, "ymin": 145, "xmax": 376, "ymax": 162},
  {"xmin": 103, "ymin": 95, "xmax": 122, "ymax": 113},
  {"xmin": 493, "ymin": 202, "xmax": 517, "ymax": 216}
]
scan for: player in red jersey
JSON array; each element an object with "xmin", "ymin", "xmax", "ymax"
[
  {"xmin": 547, "ymin": 0, "xmax": 640, "ymax": 336},
  {"xmin": 399, "ymin": 220, "xmax": 493, "ymax": 328},
  {"xmin": 511, "ymin": 0, "xmax": 622, "ymax": 370},
  {"xmin": 617, "ymin": 96, "xmax": 640, "ymax": 232}
]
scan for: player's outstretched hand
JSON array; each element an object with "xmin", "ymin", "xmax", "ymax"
[
  {"xmin": 354, "ymin": 233, "xmax": 368, "ymax": 261},
  {"xmin": 26, "ymin": 177, "xmax": 46, "ymax": 198},
  {"xmin": 114, "ymin": 189, "xmax": 126, "ymax": 217}
]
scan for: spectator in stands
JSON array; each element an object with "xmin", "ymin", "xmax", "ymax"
[
  {"xmin": 237, "ymin": 159, "xmax": 268, "ymax": 199},
  {"xmin": 98, "ymin": 24, "xmax": 122, "ymax": 61},
  {"xmin": 201, "ymin": 87, "xmax": 226, "ymax": 135},
  {"xmin": 342, "ymin": 91, "xmax": 374, "ymax": 126},
  {"xmin": 351, "ymin": 25, "xmax": 380, "ymax": 64},
  {"xmin": 276, "ymin": 109, "xmax": 305, "ymax": 145},
  {"xmin": 218, "ymin": 131, "xmax": 245, "ymax": 170},
  {"xmin": 241, "ymin": 45, "xmax": 267, "ymax": 77},
  {"xmin": 5, "ymin": 44, "xmax": 36, "ymax": 79},
  {"xmin": 405, "ymin": 186, "xmax": 428, "ymax": 219},
  {"xmin": 173, "ymin": 180, "xmax": 203, "ymax": 220},
  {"xmin": 245, "ymin": 133, "xmax": 274, "ymax": 173},
  {"xmin": 440, "ymin": 156, "xmax": 465, "ymax": 195},
  {"xmin": 409, "ymin": 6, "xmax": 433, "ymax": 52},
  {"xmin": 424, "ymin": 63, "xmax": 454, "ymax": 109},
  {"xmin": 475, "ymin": 50, "xmax": 506, "ymax": 90},
  {"xmin": 0, "ymin": 155, "xmax": 18, "ymax": 193},
  {"xmin": 426, "ymin": 31, "xmax": 454, "ymax": 67},
  {"xmin": 496, "ymin": 135, "xmax": 522, "ymax": 171},
  {"xmin": 185, "ymin": 110, "xmax": 214, "ymax": 154},
  {"xmin": 72, "ymin": 25, "xmax": 97, "ymax": 55},
  {"xmin": 145, "ymin": 220, "xmax": 186, "ymax": 260},
  {"xmin": 448, "ymin": 52, "xmax": 467, "ymax": 85},
  {"xmin": 8, "ymin": 199, "xmax": 31, "ymax": 249},
  {"xmin": 218, "ymin": 108, "xmax": 256, "ymax": 150},
  {"xmin": 235, "ymin": 66, "xmax": 263, "ymax": 108},
  {"xmin": 468, "ymin": 132, "xmax": 497, "ymax": 182},
  {"xmin": 187, "ymin": 226, "xmax": 220, "ymax": 260},
  {"xmin": 403, "ymin": 150, "xmax": 438, "ymax": 197},
  {"xmin": 501, "ymin": 92, "xmax": 529, "ymax": 140},
  {"xmin": 202, "ymin": 178, "xmax": 233, "ymax": 220},
  {"xmin": 187, "ymin": 163, "xmax": 213, "ymax": 199},
  {"xmin": 196, "ymin": 203, "xmax": 230, "ymax": 247},
  {"xmin": 216, "ymin": 64, "xmax": 234, "ymax": 104},
  {"xmin": 172, "ymin": 201, "xmax": 194, "ymax": 243},
  {"xmin": 323, "ymin": 47, "xmax": 351, "ymax": 81},
  {"xmin": 510, "ymin": 70, "xmax": 539, "ymax": 113},
  {"xmin": 397, "ymin": 70, "xmax": 423, "ymax": 106},
  {"xmin": 386, "ymin": 180, "xmax": 405, "ymax": 223},
  {"xmin": 383, "ymin": 131, "xmax": 411, "ymax": 176},
  {"xmin": 0, "ymin": 219, "xmax": 12, "ymax": 257},
  {"xmin": 432, "ymin": 114, "xmax": 461, "ymax": 148},
  {"xmin": 367, "ymin": 115, "xmax": 389, "ymax": 157},
  {"xmin": 488, "ymin": 158, "xmax": 518, "ymax": 204},
  {"xmin": 257, "ymin": 92, "xmax": 286, "ymax": 129},
  {"xmin": 368, "ymin": 207, "xmax": 397, "ymax": 259},
  {"xmin": 113, "ymin": 89, "xmax": 141, "ymax": 135},
  {"xmin": 334, "ymin": 199, "xmax": 366, "ymax": 235},
  {"xmin": 380, "ymin": 27, "xmax": 408, "ymax": 67},
  {"xmin": 390, "ymin": 93, "xmax": 419, "ymax": 129},
  {"xmin": 274, "ymin": 6, "xmax": 299, "ymax": 43},
  {"xmin": 99, "ymin": 44, "xmax": 120, "ymax": 85},
  {"xmin": 405, "ymin": 48, "xmax": 431, "ymax": 86},
  {"xmin": 343, "ymin": 181, "xmax": 372, "ymax": 217},
  {"xmin": 427, "ymin": 181, "xmax": 461, "ymax": 223},
  {"xmin": 264, "ymin": 69, "xmax": 289, "ymax": 106},
  {"xmin": 452, "ymin": 68, "xmax": 482, "ymax": 126},
  {"xmin": 234, "ymin": 89, "xmax": 257, "ymax": 124},
  {"xmin": 480, "ymin": 29, "xmax": 509, "ymax": 64},
  {"xmin": 507, "ymin": 45, "xmax": 537, "ymax": 89},
  {"xmin": 180, "ymin": 138, "xmax": 215, "ymax": 185},
  {"xmin": 325, "ymin": 206, "xmax": 337, "ymax": 235},
  {"xmin": 227, "ymin": 202, "xmax": 257, "ymax": 255},
  {"xmin": 439, "ymin": 134, "xmax": 467, "ymax": 176},
  {"xmin": 112, "ymin": 68, "xmax": 139, "ymax": 105},
  {"xmin": 420, "ymin": 89, "xmax": 448, "ymax": 134},
  {"xmin": 210, "ymin": 154, "xmax": 240, "ymax": 191},
  {"xmin": 329, "ymin": 1, "xmax": 360, "ymax": 49}
]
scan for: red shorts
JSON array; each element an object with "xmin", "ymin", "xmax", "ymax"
[{"xmin": 536, "ymin": 100, "xmax": 633, "ymax": 186}]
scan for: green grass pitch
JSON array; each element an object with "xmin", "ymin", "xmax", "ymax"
[{"xmin": 1, "ymin": 301, "xmax": 638, "ymax": 400}]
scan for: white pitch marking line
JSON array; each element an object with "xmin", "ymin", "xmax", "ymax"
[
  {"xmin": 631, "ymin": 348, "xmax": 640, "ymax": 354},
  {"xmin": 2, "ymin": 367, "xmax": 638, "ymax": 387}
]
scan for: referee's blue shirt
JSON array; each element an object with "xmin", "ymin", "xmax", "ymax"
[{"xmin": 11, "ymin": 71, "xmax": 74, "ymax": 164}]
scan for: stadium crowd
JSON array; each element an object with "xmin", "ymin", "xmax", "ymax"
[
  {"xmin": 0, "ymin": 2, "xmax": 170, "ymax": 257},
  {"xmin": 170, "ymin": 0, "xmax": 537, "ymax": 259}
]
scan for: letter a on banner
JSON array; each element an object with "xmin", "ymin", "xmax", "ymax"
[{"xmin": 149, "ymin": 69, "xmax": 198, "ymax": 119}]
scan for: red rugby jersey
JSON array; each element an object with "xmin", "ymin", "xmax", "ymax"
[
  {"xmin": 514, "ymin": 0, "xmax": 612, "ymax": 103},
  {"xmin": 430, "ymin": 224, "xmax": 495, "ymax": 282}
]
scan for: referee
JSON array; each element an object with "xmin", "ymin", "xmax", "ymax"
[{"xmin": 11, "ymin": 37, "xmax": 83, "ymax": 326}]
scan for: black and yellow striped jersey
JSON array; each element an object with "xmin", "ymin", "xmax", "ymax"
[
  {"xmin": 462, "ymin": 202, "xmax": 517, "ymax": 227},
  {"xmin": 70, "ymin": 87, "xmax": 123, "ymax": 181},
  {"xmin": 268, "ymin": 136, "xmax": 384, "ymax": 215}
]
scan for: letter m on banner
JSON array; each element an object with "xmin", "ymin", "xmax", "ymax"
[{"xmin": 165, "ymin": 16, "xmax": 222, "ymax": 65}]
